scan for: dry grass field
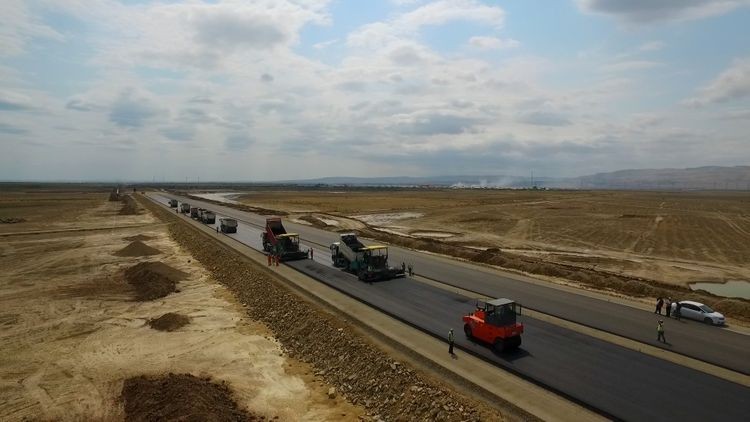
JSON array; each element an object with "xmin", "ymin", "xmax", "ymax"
[{"xmin": 235, "ymin": 189, "xmax": 750, "ymax": 288}]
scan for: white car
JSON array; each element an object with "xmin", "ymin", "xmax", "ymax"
[{"xmin": 677, "ymin": 301, "xmax": 725, "ymax": 325}]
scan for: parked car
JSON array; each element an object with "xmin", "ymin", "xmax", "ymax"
[{"xmin": 677, "ymin": 301, "xmax": 725, "ymax": 325}]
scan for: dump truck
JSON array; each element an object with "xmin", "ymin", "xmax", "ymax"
[
  {"xmin": 330, "ymin": 233, "xmax": 404, "ymax": 281},
  {"xmin": 463, "ymin": 298, "xmax": 523, "ymax": 352},
  {"xmin": 180, "ymin": 203, "xmax": 191, "ymax": 213},
  {"xmin": 168, "ymin": 199, "xmax": 178, "ymax": 208},
  {"xmin": 200, "ymin": 210, "xmax": 216, "ymax": 224},
  {"xmin": 261, "ymin": 217, "xmax": 308, "ymax": 261},
  {"xmin": 219, "ymin": 218, "xmax": 237, "ymax": 233}
]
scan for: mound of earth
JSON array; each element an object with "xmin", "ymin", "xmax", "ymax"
[
  {"xmin": 124, "ymin": 234, "xmax": 154, "ymax": 242},
  {"xmin": 0, "ymin": 217, "xmax": 26, "ymax": 224},
  {"xmin": 124, "ymin": 261, "xmax": 187, "ymax": 301},
  {"xmin": 122, "ymin": 373, "xmax": 257, "ymax": 422},
  {"xmin": 114, "ymin": 241, "xmax": 161, "ymax": 257},
  {"xmin": 119, "ymin": 195, "xmax": 140, "ymax": 215},
  {"xmin": 148, "ymin": 312, "xmax": 190, "ymax": 331}
]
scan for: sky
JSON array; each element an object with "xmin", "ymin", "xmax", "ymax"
[{"xmin": 0, "ymin": 0, "xmax": 749, "ymax": 181}]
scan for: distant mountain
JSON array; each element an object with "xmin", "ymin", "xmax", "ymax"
[
  {"xmin": 282, "ymin": 166, "xmax": 750, "ymax": 190},
  {"xmin": 578, "ymin": 166, "xmax": 750, "ymax": 190}
]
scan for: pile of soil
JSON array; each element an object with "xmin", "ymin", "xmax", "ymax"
[
  {"xmin": 124, "ymin": 234, "xmax": 154, "ymax": 242},
  {"xmin": 122, "ymin": 373, "xmax": 257, "ymax": 421},
  {"xmin": 114, "ymin": 241, "xmax": 161, "ymax": 257},
  {"xmin": 0, "ymin": 217, "xmax": 26, "ymax": 224},
  {"xmin": 124, "ymin": 261, "xmax": 187, "ymax": 301},
  {"xmin": 148, "ymin": 312, "xmax": 190, "ymax": 331}
]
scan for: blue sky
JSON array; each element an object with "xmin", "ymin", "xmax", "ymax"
[{"xmin": 1, "ymin": 0, "xmax": 749, "ymax": 181}]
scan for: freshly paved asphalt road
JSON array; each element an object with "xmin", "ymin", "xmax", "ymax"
[
  {"xmin": 153, "ymin": 192, "xmax": 750, "ymax": 374},
  {"xmin": 149, "ymin": 193, "xmax": 750, "ymax": 421}
]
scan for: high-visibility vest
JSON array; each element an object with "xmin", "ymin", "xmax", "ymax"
[
  {"xmin": 448, "ymin": 331, "xmax": 454, "ymax": 342},
  {"xmin": 657, "ymin": 323, "xmax": 664, "ymax": 333}
]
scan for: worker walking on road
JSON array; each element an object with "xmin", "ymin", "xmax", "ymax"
[
  {"xmin": 448, "ymin": 328, "xmax": 455, "ymax": 355},
  {"xmin": 275, "ymin": 254, "xmax": 280, "ymax": 266},
  {"xmin": 407, "ymin": 263, "xmax": 413, "ymax": 277},
  {"xmin": 309, "ymin": 248, "xmax": 314, "ymax": 260},
  {"xmin": 657, "ymin": 320, "xmax": 666, "ymax": 343},
  {"xmin": 267, "ymin": 254, "xmax": 272, "ymax": 266},
  {"xmin": 655, "ymin": 297, "xmax": 664, "ymax": 315},
  {"xmin": 675, "ymin": 301, "xmax": 682, "ymax": 321}
]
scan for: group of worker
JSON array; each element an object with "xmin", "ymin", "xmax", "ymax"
[
  {"xmin": 655, "ymin": 297, "xmax": 683, "ymax": 344},
  {"xmin": 266, "ymin": 248, "xmax": 315, "ymax": 266},
  {"xmin": 655, "ymin": 297, "xmax": 682, "ymax": 320},
  {"xmin": 401, "ymin": 262, "xmax": 414, "ymax": 276}
]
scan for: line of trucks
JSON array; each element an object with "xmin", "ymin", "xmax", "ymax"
[
  {"xmin": 169, "ymin": 198, "xmax": 237, "ymax": 233},
  {"xmin": 167, "ymin": 197, "xmax": 522, "ymax": 351}
]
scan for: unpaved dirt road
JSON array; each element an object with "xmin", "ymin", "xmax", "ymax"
[{"xmin": 0, "ymin": 193, "xmax": 362, "ymax": 421}]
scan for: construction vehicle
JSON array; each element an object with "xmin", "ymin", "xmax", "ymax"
[
  {"xmin": 219, "ymin": 218, "xmax": 237, "ymax": 233},
  {"xmin": 463, "ymin": 298, "xmax": 523, "ymax": 352},
  {"xmin": 168, "ymin": 199, "xmax": 178, "ymax": 208},
  {"xmin": 180, "ymin": 203, "xmax": 190, "ymax": 213},
  {"xmin": 190, "ymin": 207, "xmax": 200, "ymax": 219},
  {"xmin": 200, "ymin": 210, "xmax": 216, "ymax": 224},
  {"xmin": 330, "ymin": 233, "xmax": 405, "ymax": 281},
  {"xmin": 261, "ymin": 218, "xmax": 308, "ymax": 261}
]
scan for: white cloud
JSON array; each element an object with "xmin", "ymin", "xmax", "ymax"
[
  {"xmin": 109, "ymin": 88, "xmax": 165, "ymax": 128},
  {"xmin": 94, "ymin": 0, "xmax": 330, "ymax": 70},
  {"xmin": 0, "ymin": 0, "xmax": 63, "ymax": 56},
  {"xmin": 577, "ymin": 0, "xmax": 750, "ymax": 23},
  {"xmin": 468, "ymin": 36, "xmax": 519, "ymax": 50},
  {"xmin": 686, "ymin": 58, "xmax": 750, "ymax": 106},
  {"xmin": 600, "ymin": 60, "xmax": 662, "ymax": 73},
  {"xmin": 347, "ymin": 0, "xmax": 505, "ymax": 49},
  {"xmin": 397, "ymin": 0, "xmax": 505, "ymax": 28},
  {"xmin": 0, "ymin": 89, "xmax": 36, "ymax": 111},
  {"xmin": 313, "ymin": 39, "xmax": 338, "ymax": 49},
  {"xmin": 638, "ymin": 41, "xmax": 666, "ymax": 52}
]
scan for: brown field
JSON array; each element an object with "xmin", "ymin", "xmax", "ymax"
[
  {"xmin": 0, "ymin": 189, "xmax": 362, "ymax": 420},
  {"xmin": 234, "ymin": 189, "xmax": 750, "ymax": 287}
]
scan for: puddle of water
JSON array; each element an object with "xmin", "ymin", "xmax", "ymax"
[
  {"xmin": 193, "ymin": 192, "xmax": 241, "ymax": 204},
  {"xmin": 689, "ymin": 280, "xmax": 750, "ymax": 300}
]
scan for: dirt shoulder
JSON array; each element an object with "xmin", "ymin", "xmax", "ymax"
[
  {"xmin": 146, "ymin": 195, "xmax": 524, "ymax": 421},
  {"xmin": 0, "ymin": 191, "xmax": 362, "ymax": 421}
]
